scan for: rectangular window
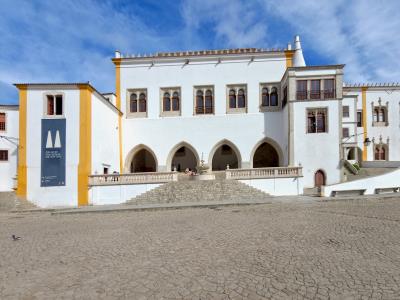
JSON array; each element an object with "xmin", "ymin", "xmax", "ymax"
[
  {"xmin": 307, "ymin": 108, "xmax": 327, "ymax": 133},
  {"xmin": 310, "ymin": 80, "xmax": 321, "ymax": 99},
  {"xmin": 357, "ymin": 111, "xmax": 362, "ymax": 127},
  {"xmin": 342, "ymin": 106, "xmax": 350, "ymax": 118},
  {"xmin": 46, "ymin": 95, "xmax": 63, "ymax": 116},
  {"xmin": 0, "ymin": 113, "xmax": 5, "ymax": 131},
  {"xmin": 342, "ymin": 127, "xmax": 349, "ymax": 138},
  {"xmin": 0, "ymin": 150, "xmax": 8, "ymax": 161},
  {"xmin": 323, "ymin": 79, "xmax": 335, "ymax": 99},
  {"xmin": 296, "ymin": 80, "xmax": 307, "ymax": 100}
]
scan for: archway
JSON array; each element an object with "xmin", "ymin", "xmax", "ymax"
[
  {"xmin": 346, "ymin": 147, "xmax": 363, "ymax": 162},
  {"xmin": 314, "ymin": 170, "xmax": 326, "ymax": 187},
  {"xmin": 252, "ymin": 142, "xmax": 280, "ymax": 168},
  {"xmin": 167, "ymin": 142, "xmax": 199, "ymax": 172},
  {"xmin": 209, "ymin": 140, "xmax": 241, "ymax": 170},
  {"xmin": 124, "ymin": 145, "xmax": 158, "ymax": 173}
]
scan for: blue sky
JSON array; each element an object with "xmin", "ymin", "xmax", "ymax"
[{"xmin": 0, "ymin": 0, "xmax": 399, "ymax": 105}]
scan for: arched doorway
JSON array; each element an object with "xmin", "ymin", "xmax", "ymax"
[
  {"xmin": 252, "ymin": 142, "xmax": 280, "ymax": 168},
  {"xmin": 171, "ymin": 146, "xmax": 198, "ymax": 172},
  {"xmin": 130, "ymin": 148, "xmax": 157, "ymax": 173},
  {"xmin": 211, "ymin": 144, "xmax": 240, "ymax": 170},
  {"xmin": 314, "ymin": 170, "xmax": 326, "ymax": 187}
]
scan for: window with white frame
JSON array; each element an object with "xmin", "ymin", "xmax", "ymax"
[
  {"xmin": 227, "ymin": 85, "xmax": 247, "ymax": 113},
  {"xmin": 46, "ymin": 95, "xmax": 63, "ymax": 116},
  {"xmin": 194, "ymin": 86, "xmax": 214, "ymax": 114},
  {"xmin": 161, "ymin": 88, "xmax": 180, "ymax": 116},
  {"xmin": 127, "ymin": 89, "xmax": 147, "ymax": 118},
  {"xmin": 0, "ymin": 150, "xmax": 8, "ymax": 161},
  {"xmin": 342, "ymin": 106, "xmax": 350, "ymax": 118},
  {"xmin": 0, "ymin": 113, "xmax": 5, "ymax": 131}
]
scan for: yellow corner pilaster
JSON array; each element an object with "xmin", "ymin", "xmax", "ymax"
[
  {"xmin": 362, "ymin": 87, "xmax": 368, "ymax": 161},
  {"xmin": 77, "ymin": 85, "xmax": 92, "ymax": 206},
  {"xmin": 115, "ymin": 59, "xmax": 123, "ymax": 173},
  {"xmin": 284, "ymin": 51, "xmax": 293, "ymax": 68},
  {"xmin": 16, "ymin": 86, "xmax": 27, "ymax": 198}
]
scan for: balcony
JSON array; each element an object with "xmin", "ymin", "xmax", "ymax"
[{"xmin": 296, "ymin": 89, "xmax": 336, "ymax": 100}]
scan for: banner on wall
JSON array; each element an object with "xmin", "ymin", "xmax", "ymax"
[{"xmin": 41, "ymin": 119, "xmax": 66, "ymax": 187}]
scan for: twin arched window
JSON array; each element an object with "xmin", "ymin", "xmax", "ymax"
[
  {"xmin": 261, "ymin": 86, "xmax": 278, "ymax": 107},
  {"xmin": 130, "ymin": 92, "xmax": 147, "ymax": 113},
  {"xmin": 373, "ymin": 108, "xmax": 386, "ymax": 123},
  {"xmin": 196, "ymin": 88, "xmax": 213, "ymax": 114},
  {"xmin": 229, "ymin": 88, "xmax": 246, "ymax": 109},
  {"xmin": 163, "ymin": 90, "xmax": 180, "ymax": 112},
  {"xmin": 374, "ymin": 146, "xmax": 387, "ymax": 160}
]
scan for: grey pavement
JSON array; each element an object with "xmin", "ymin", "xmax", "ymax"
[{"xmin": 1, "ymin": 196, "xmax": 400, "ymax": 299}]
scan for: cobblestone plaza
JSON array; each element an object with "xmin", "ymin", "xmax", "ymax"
[{"xmin": 1, "ymin": 197, "xmax": 400, "ymax": 299}]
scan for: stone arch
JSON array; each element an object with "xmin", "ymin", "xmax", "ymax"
[
  {"xmin": 166, "ymin": 141, "xmax": 200, "ymax": 172},
  {"xmin": 124, "ymin": 144, "xmax": 158, "ymax": 173},
  {"xmin": 250, "ymin": 137, "xmax": 283, "ymax": 168},
  {"xmin": 208, "ymin": 139, "xmax": 242, "ymax": 170}
]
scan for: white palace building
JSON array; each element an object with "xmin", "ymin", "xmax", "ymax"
[{"xmin": 2, "ymin": 36, "xmax": 400, "ymax": 208}]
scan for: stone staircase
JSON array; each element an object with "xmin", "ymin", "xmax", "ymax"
[{"xmin": 127, "ymin": 179, "xmax": 271, "ymax": 205}]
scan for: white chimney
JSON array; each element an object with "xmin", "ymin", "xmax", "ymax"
[
  {"xmin": 287, "ymin": 43, "xmax": 292, "ymax": 51},
  {"xmin": 115, "ymin": 50, "xmax": 121, "ymax": 59},
  {"xmin": 293, "ymin": 35, "xmax": 306, "ymax": 67}
]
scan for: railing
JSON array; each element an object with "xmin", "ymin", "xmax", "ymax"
[
  {"xmin": 195, "ymin": 106, "xmax": 214, "ymax": 114},
  {"xmin": 296, "ymin": 89, "xmax": 336, "ymax": 100},
  {"xmin": 226, "ymin": 167, "xmax": 303, "ymax": 180},
  {"xmin": 89, "ymin": 172, "xmax": 178, "ymax": 186}
]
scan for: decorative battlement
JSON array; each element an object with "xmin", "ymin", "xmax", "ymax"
[
  {"xmin": 344, "ymin": 82, "xmax": 400, "ymax": 88},
  {"xmin": 115, "ymin": 47, "xmax": 290, "ymax": 60}
]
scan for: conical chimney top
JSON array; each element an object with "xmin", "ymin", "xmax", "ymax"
[{"xmin": 293, "ymin": 35, "xmax": 306, "ymax": 67}]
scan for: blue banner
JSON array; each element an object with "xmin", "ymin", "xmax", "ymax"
[{"xmin": 41, "ymin": 119, "xmax": 66, "ymax": 187}]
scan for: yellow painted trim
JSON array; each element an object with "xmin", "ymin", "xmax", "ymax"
[
  {"xmin": 115, "ymin": 59, "xmax": 123, "ymax": 173},
  {"xmin": 362, "ymin": 87, "xmax": 368, "ymax": 161},
  {"xmin": 16, "ymin": 86, "xmax": 27, "ymax": 198},
  {"xmin": 77, "ymin": 85, "xmax": 92, "ymax": 206},
  {"xmin": 284, "ymin": 51, "xmax": 293, "ymax": 68}
]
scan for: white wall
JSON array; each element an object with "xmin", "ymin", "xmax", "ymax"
[
  {"xmin": 240, "ymin": 176, "xmax": 303, "ymax": 196},
  {"xmin": 120, "ymin": 55, "xmax": 289, "ymax": 171},
  {"xmin": 26, "ymin": 88, "xmax": 80, "ymax": 208},
  {"xmin": 322, "ymin": 168, "xmax": 400, "ymax": 196},
  {"xmin": 292, "ymin": 100, "xmax": 341, "ymax": 187},
  {"xmin": 0, "ymin": 107, "xmax": 19, "ymax": 191},
  {"xmin": 91, "ymin": 92, "xmax": 120, "ymax": 175},
  {"xmin": 90, "ymin": 183, "xmax": 160, "ymax": 205}
]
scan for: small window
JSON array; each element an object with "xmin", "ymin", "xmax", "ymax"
[
  {"xmin": 342, "ymin": 128, "xmax": 349, "ymax": 138},
  {"xmin": 261, "ymin": 87, "xmax": 269, "ymax": 106},
  {"xmin": 0, "ymin": 113, "xmax": 5, "ymax": 131},
  {"xmin": 227, "ymin": 85, "xmax": 246, "ymax": 113},
  {"xmin": 372, "ymin": 106, "xmax": 388, "ymax": 125},
  {"xmin": 172, "ymin": 91, "xmax": 180, "ymax": 111},
  {"xmin": 307, "ymin": 108, "xmax": 327, "ymax": 133},
  {"xmin": 296, "ymin": 80, "xmax": 307, "ymax": 100},
  {"xmin": 196, "ymin": 90, "xmax": 204, "ymax": 114},
  {"xmin": 194, "ymin": 87, "xmax": 214, "ymax": 115},
  {"xmin": 204, "ymin": 90, "xmax": 213, "ymax": 114},
  {"xmin": 127, "ymin": 89, "xmax": 147, "ymax": 118},
  {"xmin": 46, "ymin": 95, "xmax": 63, "ymax": 116},
  {"xmin": 282, "ymin": 86, "xmax": 288, "ymax": 108},
  {"xmin": 310, "ymin": 80, "xmax": 321, "ymax": 99},
  {"xmin": 163, "ymin": 92, "xmax": 171, "ymax": 111},
  {"xmin": 0, "ymin": 150, "xmax": 8, "ymax": 161},
  {"xmin": 342, "ymin": 106, "xmax": 350, "ymax": 118},
  {"xmin": 324, "ymin": 79, "xmax": 335, "ymax": 99},
  {"xmin": 357, "ymin": 111, "xmax": 362, "ymax": 127},
  {"xmin": 161, "ymin": 88, "xmax": 181, "ymax": 116},
  {"xmin": 374, "ymin": 146, "xmax": 387, "ymax": 161},
  {"xmin": 270, "ymin": 87, "xmax": 278, "ymax": 106},
  {"xmin": 229, "ymin": 89, "xmax": 236, "ymax": 108},
  {"xmin": 103, "ymin": 167, "xmax": 109, "ymax": 175}
]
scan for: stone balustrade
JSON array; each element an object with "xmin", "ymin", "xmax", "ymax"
[
  {"xmin": 89, "ymin": 172, "xmax": 178, "ymax": 186},
  {"xmin": 226, "ymin": 167, "xmax": 302, "ymax": 180}
]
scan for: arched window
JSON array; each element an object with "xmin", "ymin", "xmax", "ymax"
[
  {"xmin": 130, "ymin": 93, "xmax": 137, "ymax": 112},
  {"xmin": 270, "ymin": 87, "xmax": 278, "ymax": 106},
  {"xmin": 373, "ymin": 109, "xmax": 378, "ymax": 122},
  {"xmin": 163, "ymin": 92, "xmax": 171, "ymax": 111},
  {"xmin": 205, "ymin": 89, "xmax": 213, "ymax": 113},
  {"xmin": 172, "ymin": 91, "xmax": 180, "ymax": 111},
  {"xmin": 379, "ymin": 108, "xmax": 385, "ymax": 122},
  {"xmin": 261, "ymin": 87, "xmax": 269, "ymax": 106},
  {"xmin": 229, "ymin": 89, "xmax": 236, "ymax": 108},
  {"xmin": 374, "ymin": 146, "xmax": 387, "ymax": 161},
  {"xmin": 237, "ymin": 89, "xmax": 245, "ymax": 108},
  {"xmin": 139, "ymin": 93, "xmax": 146, "ymax": 112},
  {"xmin": 196, "ymin": 90, "xmax": 204, "ymax": 113}
]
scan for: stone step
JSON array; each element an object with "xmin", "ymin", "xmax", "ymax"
[{"xmin": 127, "ymin": 179, "xmax": 270, "ymax": 206}]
